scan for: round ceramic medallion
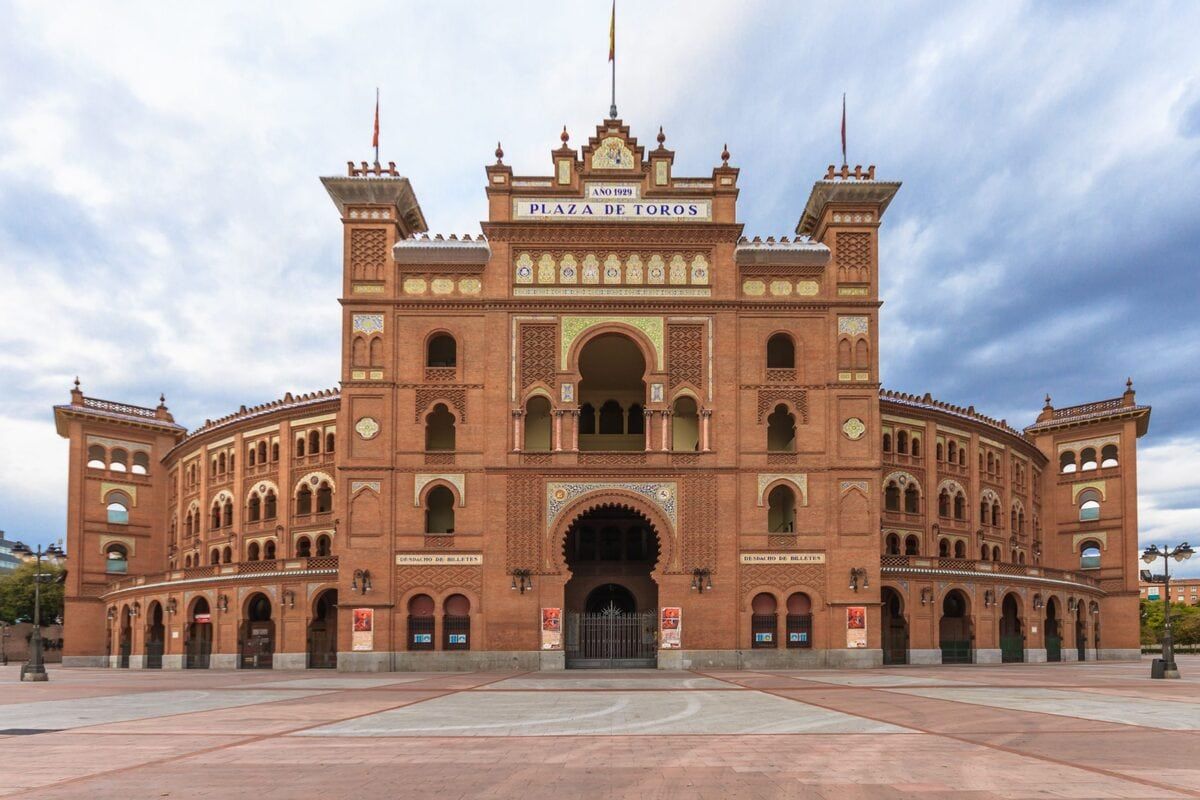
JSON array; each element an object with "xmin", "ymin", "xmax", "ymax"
[
  {"xmin": 842, "ymin": 417, "xmax": 866, "ymax": 440},
  {"xmin": 355, "ymin": 417, "xmax": 380, "ymax": 440}
]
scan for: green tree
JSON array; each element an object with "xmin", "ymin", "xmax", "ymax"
[
  {"xmin": 0, "ymin": 560, "xmax": 65, "ymax": 624},
  {"xmin": 1141, "ymin": 597, "xmax": 1200, "ymax": 646}
]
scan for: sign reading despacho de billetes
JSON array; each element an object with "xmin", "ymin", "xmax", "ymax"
[
  {"xmin": 395, "ymin": 553, "xmax": 483, "ymax": 566},
  {"xmin": 513, "ymin": 198, "xmax": 712, "ymax": 221},
  {"xmin": 739, "ymin": 552, "xmax": 826, "ymax": 564}
]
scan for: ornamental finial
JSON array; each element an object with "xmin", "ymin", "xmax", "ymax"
[
  {"xmin": 494, "ymin": 142, "xmax": 504, "ymax": 164},
  {"xmin": 657, "ymin": 126, "xmax": 665, "ymax": 145},
  {"xmin": 721, "ymin": 143, "xmax": 730, "ymax": 165},
  {"xmin": 560, "ymin": 125, "xmax": 569, "ymax": 144}
]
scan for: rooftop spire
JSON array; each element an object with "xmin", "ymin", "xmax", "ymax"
[{"xmin": 608, "ymin": 1, "xmax": 618, "ymax": 119}]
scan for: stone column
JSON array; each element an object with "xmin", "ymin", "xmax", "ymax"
[
  {"xmin": 553, "ymin": 410, "xmax": 564, "ymax": 452},
  {"xmin": 700, "ymin": 409, "xmax": 712, "ymax": 451},
  {"xmin": 644, "ymin": 408, "xmax": 655, "ymax": 451},
  {"xmin": 511, "ymin": 409, "xmax": 524, "ymax": 452},
  {"xmin": 660, "ymin": 410, "xmax": 672, "ymax": 451},
  {"xmin": 570, "ymin": 410, "xmax": 580, "ymax": 451}
]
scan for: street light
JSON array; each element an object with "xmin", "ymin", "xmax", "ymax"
[
  {"xmin": 11, "ymin": 542, "xmax": 56, "ymax": 682},
  {"xmin": 1142, "ymin": 541, "xmax": 1194, "ymax": 679}
]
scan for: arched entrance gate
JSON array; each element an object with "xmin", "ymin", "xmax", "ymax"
[{"xmin": 562, "ymin": 505, "xmax": 660, "ymax": 668}]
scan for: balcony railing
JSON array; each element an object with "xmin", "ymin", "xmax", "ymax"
[
  {"xmin": 102, "ymin": 556, "xmax": 339, "ymax": 595},
  {"xmin": 880, "ymin": 554, "xmax": 1100, "ymax": 589}
]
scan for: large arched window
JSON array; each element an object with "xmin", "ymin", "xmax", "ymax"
[
  {"xmin": 766, "ymin": 404, "xmax": 796, "ymax": 452},
  {"xmin": 325, "ymin": 432, "xmax": 336, "ymax": 454},
  {"xmin": 938, "ymin": 538, "xmax": 950, "ymax": 557},
  {"xmin": 1078, "ymin": 490, "xmax": 1101, "ymax": 522},
  {"xmin": 444, "ymin": 594, "xmax": 471, "ymax": 650},
  {"xmin": 882, "ymin": 432, "xmax": 892, "ymax": 453},
  {"xmin": 671, "ymin": 396, "xmax": 699, "ymax": 451},
  {"xmin": 105, "ymin": 543, "xmax": 129, "ymax": 573},
  {"xmin": 258, "ymin": 441, "xmax": 268, "ymax": 464},
  {"xmin": 408, "ymin": 594, "xmax": 435, "ymax": 651},
  {"xmin": 1080, "ymin": 542, "xmax": 1101, "ymax": 570},
  {"xmin": 210, "ymin": 548, "xmax": 220, "ymax": 566},
  {"xmin": 947, "ymin": 441, "xmax": 957, "ymax": 463},
  {"xmin": 991, "ymin": 502, "xmax": 1001, "ymax": 527},
  {"xmin": 427, "ymin": 334, "xmax": 457, "ymax": 367},
  {"xmin": 222, "ymin": 546, "xmax": 232, "ymax": 563},
  {"xmin": 295, "ymin": 436, "xmax": 306, "ymax": 458},
  {"xmin": 981, "ymin": 544, "xmax": 990, "ymax": 561},
  {"xmin": 106, "ymin": 492, "xmax": 131, "ymax": 524},
  {"xmin": 577, "ymin": 333, "xmax": 646, "ymax": 452},
  {"xmin": 425, "ymin": 485, "xmax": 455, "ymax": 534},
  {"xmin": 766, "ymin": 334, "xmax": 795, "ymax": 369},
  {"xmin": 263, "ymin": 540, "xmax": 276, "ymax": 560},
  {"xmin": 425, "ymin": 404, "xmax": 456, "ymax": 451},
  {"xmin": 786, "ymin": 592, "xmax": 812, "ymax": 648},
  {"xmin": 523, "ymin": 395, "xmax": 552, "ymax": 452},
  {"xmin": 627, "ymin": 403, "xmax": 644, "ymax": 435},
  {"xmin": 911, "ymin": 437, "xmax": 921, "ymax": 458},
  {"xmin": 767, "ymin": 484, "xmax": 796, "ymax": 533}
]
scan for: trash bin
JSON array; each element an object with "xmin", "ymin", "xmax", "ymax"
[{"xmin": 1151, "ymin": 658, "xmax": 1166, "ymax": 679}]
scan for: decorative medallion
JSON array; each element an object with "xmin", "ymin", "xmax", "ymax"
[
  {"xmin": 352, "ymin": 314, "xmax": 384, "ymax": 336},
  {"xmin": 796, "ymin": 280, "xmax": 819, "ymax": 296},
  {"xmin": 838, "ymin": 316, "xmax": 869, "ymax": 336},
  {"xmin": 403, "ymin": 277, "xmax": 427, "ymax": 294},
  {"xmin": 515, "ymin": 253, "xmax": 534, "ymax": 284},
  {"xmin": 354, "ymin": 417, "xmax": 380, "ymax": 440},
  {"xmin": 458, "ymin": 278, "xmax": 481, "ymax": 295},
  {"xmin": 650, "ymin": 383, "xmax": 664, "ymax": 403},
  {"xmin": 560, "ymin": 382, "xmax": 575, "ymax": 403},
  {"xmin": 590, "ymin": 136, "xmax": 635, "ymax": 170},
  {"xmin": 842, "ymin": 417, "xmax": 866, "ymax": 440}
]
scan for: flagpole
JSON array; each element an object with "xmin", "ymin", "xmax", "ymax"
[
  {"xmin": 374, "ymin": 87, "xmax": 381, "ymax": 166},
  {"xmin": 609, "ymin": 0, "xmax": 617, "ymax": 119}
]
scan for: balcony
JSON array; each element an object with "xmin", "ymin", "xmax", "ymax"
[
  {"xmin": 880, "ymin": 554, "xmax": 1101, "ymax": 590},
  {"xmin": 101, "ymin": 556, "xmax": 340, "ymax": 596}
]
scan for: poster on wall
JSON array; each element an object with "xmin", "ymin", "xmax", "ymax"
[
  {"xmin": 352, "ymin": 607, "xmax": 374, "ymax": 652},
  {"xmin": 846, "ymin": 606, "xmax": 867, "ymax": 648},
  {"xmin": 541, "ymin": 607, "xmax": 562, "ymax": 650},
  {"xmin": 660, "ymin": 607, "xmax": 682, "ymax": 649}
]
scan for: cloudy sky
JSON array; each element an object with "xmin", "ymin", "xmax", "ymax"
[{"xmin": 2, "ymin": 1, "xmax": 1198, "ymax": 574}]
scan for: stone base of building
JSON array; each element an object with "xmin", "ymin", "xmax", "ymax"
[
  {"xmin": 210, "ymin": 654, "xmax": 238, "ymax": 670},
  {"xmin": 162, "ymin": 654, "xmax": 184, "ymax": 670},
  {"xmin": 1025, "ymin": 648, "xmax": 1047, "ymax": 663},
  {"xmin": 657, "ymin": 648, "xmax": 883, "ymax": 670},
  {"xmin": 1098, "ymin": 648, "xmax": 1141, "ymax": 661},
  {"xmin": 338, "ymin": 650, "xmax": 551, "ymax": 673},
  {"xmin": 62, "ymin": 655, "xmax": 109, "ymax": 668},
  {"xmin": 273, "ymin": 652, "xmax": 308, "ymax": 670},
  {"xmin": 1062, "ymin": 649, "xmax": 1080, "ymax": 662},
  {"xmin": 907, "ymin": 648, "xmax": 942, "ymax": 665},
  {"xmin": 975, "ymin": 648, "xmax": 1003, "ymax": 664}
]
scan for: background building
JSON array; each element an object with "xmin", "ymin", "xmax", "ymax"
[{"xmin": 54, "ymin": 119, "xmax": 1148, "ymax": 670}]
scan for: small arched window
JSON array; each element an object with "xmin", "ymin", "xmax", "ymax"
[
  {"xmin": 87, "ymin": 445, "xmax": 106, "ymax": 469},
  {"xmin": 210, "ymin": 548, "xmax": 220, "ymax": 566},
  {"xmin": 954, "ymin": 540, "xmax": 966, "ymax": 559},
  {"xmin": 991, "ymin": 545, "xmax": 1001, "ymax": 562},
  {"xmin": 1100, "ymin": 444, "xmax": 1118, "ymax": 468},
  {"xmin": 897, "ymin": 431, "xmax": 908, "ymax": 454},
  {"xmin": 218, "ymin": 453, "xmax": 227, "ymax": 474},
  {"xmin": 110, "ymin": 448, "xmax": 128, "ymax": 472},
  {"xmin": 247, "ymin": 541, "xmax": 260, "ymax": 561},
  {"xmin": 248, "ymin": 446, "xmax": 256, "ymax": 467},
  {"xmin": 523, "ymin": 395, "xmax": 552, "ymax": 452},
  {"xmin": 425, "ymin": 404, "xmax": 456, "ymax": 451},
  {"xmin": 105, "ymin": 543, "xmax": 129, "ymax": 573},
  {"xmin": 326, "ymin": 432, "xmax": 335, "ymax": 454},
  {"xmin": 222, "ymin": 546, "xmax": 232, "ymax": 563},
  {"xmin": 958, "ymin": 447, "xmax": 966, "ymax": 466},
  {"xmin": 882, "ymin": 433, "xmax": 892, "ymax": 453},
  {"xmin": 271, "ymin": 442, "xmax": 279, "ymax": 461},
  {"xmin": 627, "ymin": 403, "xmax": 644, "ymax": 436},
  {"xmin": 248, "ymin": 493, "xmax": 261, "ymax": 522},
  {"xmin": 980, "ymin": 500, "xmax": 990, "ymax": 525},
  {"xmin": 884, "ymin": 482, "xmax": 901, "ymax": 512},
  {"xmin": 295, "ymin": 436, "xmax": 306, "ymax": 457},
  {"xmin": 981, "ymin": 544, "xmax": 990, "ymax": 561},
  {"xmin": 885, "ymin": 533, "xmax": 900, "ymax": 555},
  {"xmin": 296, "ymin": 485, "xmax": 313, "ymax": 515},
  {"xmin": 767, "ymin": 484, "xmax": 796, "ymax": 533},
  {"xmin": 263, "ymin": 491, "xmax": 277, "ymax": 520},
  {"xmin": 222, "ymin": 499, "xmax": 233, "ymax": 527},
  {"xmin": 296, "ymin": 536, "xmax": 312, "ymax": 557},
  {"xmin": 766, "ymin": 404, "xmax": 796, "ymax": 452},
  {"xmin": 264, "ymin": 540, "xmax": 276, "ymax": 560},
  {"xmin": 316, "ymin": 482, "xmax": 333, "ymax": 513},
  {"xmin": 911, "ymin": 437, "xmax": 921, "ymax": 458},
  {"xmin": 904, "ymin": 484, "xmax": 920, "ymax": 514},
  {"xmin": 904, "ymin": 535, "xmax": 920, "ymax": 555},
  {"xmin": 1080, "ymin": 447, "xmax": 1098, "ymax": 471},
  {"xmin": 766, "ymin": 334, "xmax": 795, "ymax": 369},
  {"xmin": 316, "ymin": 534, "xmax": 331, "ymax": 557},
  {"xmin": 1060, "ymin": 451, "xmax": 1076, "ymax": 473},
  {"xmin": 425, "ymin": 485, "xmax": 456, "ymax": 534},
  {"xmin": 936, "ymin": 441, "xmax": 944, "ymax": 461},
  {"xmin": 986, "ymin": 452, "xmax": 994, "ymax": 474},
  {"xmin": 106, "ymin": 492, "xmax": 131, "ymax": 524},
  {"xmin": 938, "ymin": 538, "xmax": 950, "ymax": 557},
  {"xmin": 598, "ymin": 400, "xmax": 624, "ymax": 435},
  {"xmin": 258, "ymin": 441, "xmax": 267, "ymax": 464},
  {"xmin": 132, "ymin": 452, "xmax": 150, "ymax": 475},
  {"xmin": 671, "ymin": 396, "xmax": 699, "ymax": 452},
  {"xmin": 309, "ymin": 431, "xmax": 321, "ymax": 455},
  {"xmin": 1078, "ymin": 490, "xmax": 1101, "ymax": 522},
  {"xmin": 1079, "ymin": 542, "xmax": 1101, "ymax": 569},
  {"xmin": 953, "ymin": 491, "xmax": 966, "ymax": 521},
  {"xmin": 578, "ymin": 403, "xmax": 596, "ymax": 435},
  {"xmin": 947, "ymin": 441, "xmax": 957, "ymax": 462},
  {"xmin": 427, "ymin": 334, "xmax": 457, "ymax": 367},
  {"xmin": 991, "ymin": 502, "xmax": 1001, "ymax": 527}
]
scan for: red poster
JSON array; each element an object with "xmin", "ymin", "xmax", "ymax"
[
  {"xmin": 541, "ymin": 607, "xmax": 562, "ymax": 650},
  {"xmin": 660, "ymin": 607, "xmax": 681, "ymax": 649}
]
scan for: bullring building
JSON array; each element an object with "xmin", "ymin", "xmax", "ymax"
[{"xmin": 54, "ymin": 117, "xmax": 1149, "ymax": 670}]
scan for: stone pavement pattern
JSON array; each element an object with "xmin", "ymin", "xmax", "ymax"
[{"xmin": 0, "ymin": 658, "xmax": 1198, "ymax": 799}]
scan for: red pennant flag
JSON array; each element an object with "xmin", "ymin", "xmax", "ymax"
[
  {"xmin": 609, "ymin": 1, "xmax": 615, "ymax": 62},
  {"xmin": 372, "ymin": 88, "xmax": 380, "ymax": 150}
]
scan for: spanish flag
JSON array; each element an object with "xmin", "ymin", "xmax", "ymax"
[{"xmin": 608, "ymin": 1, "xmax": 615, "ymax": 62}]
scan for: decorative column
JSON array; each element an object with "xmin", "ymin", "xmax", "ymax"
[
  {"xmin": 570, "ymin": 409, "xmax": 580, "ymax": 451},
  {"xmin": 700, "ymin": 409, "xmax": 712, "ymax": 451},
  {"xmin": 644, "ymin": 408, "xmax": 655, "ymax": 451},
  {"xmin": 660, "ymin": 409, "xmax": 672, "ymax": 452},
  {"xmin": 511, "ymin": 409, "xmax": 524, "ymax": 452},
  {"xmin": 553, "ymin": 410, "xmax": 564, "ymax": 452}
]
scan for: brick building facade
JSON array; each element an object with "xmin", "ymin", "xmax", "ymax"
[{"xmin": 54, "ymin": 118, "xmax": 1149, "ymax": 670}]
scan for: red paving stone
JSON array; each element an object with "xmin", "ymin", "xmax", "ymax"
[{"xmin": 0, "ymin": 658, "xmax": 1197, "ymax": 799}]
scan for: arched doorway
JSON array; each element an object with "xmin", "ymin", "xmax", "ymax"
[
  {"xmin": 185, "ymin": 597, "xmax": 212, "ymax": 669},
  {"xmin": 145, "ymin": 601, "xmax": 165, "ymax": 669},
  {"xmin": 240, "ymin": 593, "xmax": 275, "ymax": 669},
  {"xmin": 118, "ymin": 605, "xmax": 133, "ymax": 668},
  {"xmin": 999, "ymin": 593, "xmax": 1024, "ymax": 663},
  {"xmin": 939, "ymin": 590, "xmax": 973, "ymax": 664},
  {"xmin": 307, "ymin": 589, "xmax": 338, "ymax": 669},
  {"xmin": 577, "ymin": 333, "xmax": 647, "ymax": 452},
  {"xmin": 881, "ymin": 587, "xmax": 908, "ymax": 665},
  {"xmin": 1074, "ymin": 602, "xmax": 1087, "ymax": 661},
  {"xmin": 563, "ymin": 504, "xmax": 660, "ymax": 668},
  {"xmin": 1044, "ymin": 597, "xmax": 1062, "ymax": 662}
]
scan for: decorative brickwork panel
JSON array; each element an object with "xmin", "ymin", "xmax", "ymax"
[
  {"xmin": 681, "ymin": 476, "xmax": 717, "ymax": 573},
  {"xmin": 578, "ymin": 452, "xmax": 646, "ymax": 466},
  {"xmin": 668, "ymin": 324, "xmax": 704, "ymax": 390},
  {"xmin": 424, "ymin": 367, "xmax": 456, "ymax": 383},
  {"xmin": 350, "ymin": 228, "xmax": 388, "ymax": 281},
  {"xmin": 396, "ymin": 565, "xmax": 482, "ymax": 596},
  {"xmin": 835, "ymin": 231, "xmax": 871, "ymax": 283},
  {"xmin": 506, "ymin": 475, "xmax": 542, "ymax": 572},
  {"xmin": 424, "ymin": 535, "xmax": 454, "ymax": 549},
  {"xmin": 740, "ymin": 563, "xmax": 827, "ymax": 596},
  {"xmin": 415, "ymin": 388, "xmax": 466, "ymax": 423},
  {"xmin": 520, "ymin": 323, "xmax": 557, "ymax": 390},
  {"xmin": 756, "ymin": 389, "xmax": 808, "ymax": 423}
]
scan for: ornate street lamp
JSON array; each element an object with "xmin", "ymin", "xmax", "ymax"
[
  {"xmin": 509, "ymin": 569, "xmax": 533, "ymax": 594},
  {"xmin": 1142, "ymin": 542, "xmax": 1194, "ymax": 679},
  {"xmin": 351, "ymin": 569, "xmax": 372, "ymax": 595},
  {"xmin": 690, "ymin": 567, "xmax": 713, "ymax": 594},
  {"xmin": 11, "ymin": 542, "xmax": 59, "ymax": 682}
]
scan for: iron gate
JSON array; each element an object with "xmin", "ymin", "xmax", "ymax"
[{"xmin": 565, "ymin": 609, "xmax": 657, "ymax": 668}]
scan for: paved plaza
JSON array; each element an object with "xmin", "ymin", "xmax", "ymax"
[{"xmin": 1, "ymin": 659, "xmax": 1198, "ymax": 799}]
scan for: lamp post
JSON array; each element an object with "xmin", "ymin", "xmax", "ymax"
[
  {"xmin": 1142, "ymin": 542, "xmax": 1194, "ymax": 679},
  {"xmin": 12, "ymin": 542, "xmax": 61, "ymax": 682}
]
